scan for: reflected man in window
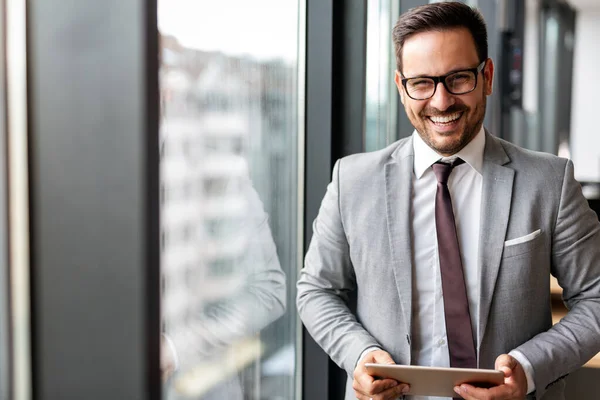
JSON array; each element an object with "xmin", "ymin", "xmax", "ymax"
[
  {"xmin": 161, "ymin": 176, "xmax": 287, "ymax": 399},
  {"xmin": 297, "ymin": 3, "xmax": 600, "ymax": 400}
]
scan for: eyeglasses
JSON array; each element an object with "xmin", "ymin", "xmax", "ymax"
[{"xmin": 401, "ymin": 61, "xmax": 487, "ymax": 100}]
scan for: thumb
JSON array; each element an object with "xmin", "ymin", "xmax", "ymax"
[
  {"xmin": 372, "ymin": 350, "xmax": 396, "ymax": 365},
  {"xmin": 495, "ymin": 354, "xmax": 517, "ymax": 377}
]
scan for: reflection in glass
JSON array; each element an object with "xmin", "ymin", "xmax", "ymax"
[
  {"xmin": 158, "ymin": 1, "xmax": 301, "ymax": 399},
  {"xmin": 541, "ymin": 13, "xmax": 559, "ymax": 155},
  {"xmin": 365, "ymin": 0, "xmax": 399, "ymax": 152}
]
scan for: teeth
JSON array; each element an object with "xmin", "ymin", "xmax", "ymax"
[{"xmin": 430, "ymin": 112, "xmax": 461, "ymax": 124}]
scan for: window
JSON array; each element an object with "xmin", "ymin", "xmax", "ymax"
[
  {"xmin": 158, "ymin": 1, "xmax": 302, "ymax": 399},
  {"xmin": 364, "ymin": 0, "xmax": 400, "ymax": 151}
]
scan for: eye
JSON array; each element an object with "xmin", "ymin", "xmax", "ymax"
[
  {"xmin": 447, "ymin": 72, "xmax": 473, "ymax": 84},
  {"xmin": 408, "ymin": 78, "xmax": 433, "ymax": 88}
]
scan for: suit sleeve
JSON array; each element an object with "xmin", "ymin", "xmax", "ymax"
[
  {"xmin": 296, "ymin": 159, "xmax": 381, "ymax": 376},
  {"xmin": 513, "ymin": 160, "xmax": 600, "ymax": 398}
]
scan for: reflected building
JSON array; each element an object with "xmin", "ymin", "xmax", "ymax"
[{"xmin": 159, "ymin": 34, "xmax": 297, "ymax": 399}]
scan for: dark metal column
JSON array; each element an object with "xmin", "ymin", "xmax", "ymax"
[
  {"xmin": 303, "ymin": 0, "xmax": 334, "ymax": 397},
  {"xmin": 331, "ymin": 0, "xmax": 368, "ymax": 160},
  {"xmin": 27, "ymin": 0, "xmax": 161, "ymax": 398},
  {"xmin": 303, "ymin": 0, "xmax": 368, "ymax": 399}
]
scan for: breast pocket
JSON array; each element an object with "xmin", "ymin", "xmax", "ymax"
[{"xmin": 502, "ymin": 229, "xmax": 543, "ymax": 258}]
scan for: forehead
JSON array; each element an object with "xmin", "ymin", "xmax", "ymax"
[{"xmin": 402, "ymin": 28, "xmax": 479, "ymax": 77}]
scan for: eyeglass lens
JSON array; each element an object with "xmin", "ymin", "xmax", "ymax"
[{"xmin": 406, "ymin": 71, "xmax": 476, "ymax": 100}]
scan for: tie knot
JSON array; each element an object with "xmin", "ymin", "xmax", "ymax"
[{"xmin": 432, "ymin": 158, "xmax": 464, "ymax": 184}]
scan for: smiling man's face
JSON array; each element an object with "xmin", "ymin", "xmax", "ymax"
[{"xmin": 394, "ymin": 27, "xmax": 494, "ymax": 156}]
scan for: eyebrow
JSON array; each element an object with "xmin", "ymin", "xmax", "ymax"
[{"xmin": 404, "ymin": 66, "xmax": 475, "ymax": 79}]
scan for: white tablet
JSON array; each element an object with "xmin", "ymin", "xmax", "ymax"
[{"xmin": 364, "ymin": 363, "xmax": 504, "ymax": 398}]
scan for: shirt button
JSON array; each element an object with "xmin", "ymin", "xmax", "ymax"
[{"xmin": 438, "ymin": 338, "xmax": 446, "ymax": 347}]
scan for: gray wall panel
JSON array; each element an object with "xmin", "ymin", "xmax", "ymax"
[{"xmin": 27, "ymin": 0, "xmax": 160, "ymax": 398}]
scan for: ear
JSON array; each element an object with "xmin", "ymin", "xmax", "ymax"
[
  {"xmin": 483, "ymin": 58, "xmax": 494, "ymax": 96},
  {"xmin": 394, "ymin": 70, "xmax": 405, "ymax": 105}
]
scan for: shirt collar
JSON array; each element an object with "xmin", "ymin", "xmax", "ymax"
[{"xmin": 412, "ymin": 126, "xmax": 485, "ymax": 179}]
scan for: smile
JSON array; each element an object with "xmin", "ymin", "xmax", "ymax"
[{"xmin": 428, "ymin": 112, "xmax": 463, "ymax": 125}]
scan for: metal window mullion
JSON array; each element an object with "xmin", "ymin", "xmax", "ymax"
[
  {"xmin": 296, "ymin": 1, "xmax": 307, "ymax": 400},
  {"xmin": 303, "ymin": 0, "xmax": 368, "ymax": 399},
  {"xmin": 303, "ymin": 0, "xmax": 334, "ymax": 398},
  {"xmin": 5, "ymin": 0, "xmax": 31, "ymax": 397}
]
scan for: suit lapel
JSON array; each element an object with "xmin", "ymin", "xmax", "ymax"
[
  {"xmin": 477, "ymin": 133, "xmax": 514, "ymax": 353},
  {"xmin": 384, "ymin": 138, "xmax": 414, "ymax": 344}
]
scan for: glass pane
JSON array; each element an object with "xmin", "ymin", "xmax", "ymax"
[
  {"xmin": 364, "ymin": 0, "xmax": 399, "ymax": 151},
  {"xmin": 540, "ymin": 12, "xmax": 559, "ymax": 155},
  {"xmin": 158, "ymin": 1, "xmax": 301, "ymax": 399}
]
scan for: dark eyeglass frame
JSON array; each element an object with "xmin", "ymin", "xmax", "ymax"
[{"xmin": 401, "ymin": 60, "xmax": 487, "ymax": 100}]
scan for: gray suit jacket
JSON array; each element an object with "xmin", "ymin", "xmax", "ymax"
[{"xmin": 297, "ymin": 132, "xmax": 600, "ymax": 399}]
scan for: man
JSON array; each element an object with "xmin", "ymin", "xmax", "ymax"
[{"xmin": 296, "ymin": 2, "xmax": 600, "ymax": 400}]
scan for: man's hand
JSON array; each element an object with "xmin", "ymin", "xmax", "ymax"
[
  {"xmin": 161, "ymin": 335, "xmax": 176, "ymax": 383},
  {"xmin": 454, "ymin": 354, "xmax": 527, "ymax": 400},
  {"xmin": 352, "ymin": 349, "xmax": 410, "ymax": 400}
]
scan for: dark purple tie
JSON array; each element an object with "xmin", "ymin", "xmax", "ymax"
[{"xmin": 432, "ymin": 159, "xmax": 477, "ymax": 370}]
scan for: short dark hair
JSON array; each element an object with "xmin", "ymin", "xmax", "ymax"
[{"xmin": 392, "ymin": 2, "xmax": 488, "ymax": 74}]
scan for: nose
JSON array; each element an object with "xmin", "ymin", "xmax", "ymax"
[{"xmin": 428, "ymin": 82, "xmax": 455, "ymax": 111}]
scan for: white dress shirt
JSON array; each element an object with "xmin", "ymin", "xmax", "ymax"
[
  {"xmin": 410, "ymin": 128, "xmax": 483, "ymax": 400},
  {"xmin": 360, "ymin": 127, "xmax": 534, "ymax": 399}
]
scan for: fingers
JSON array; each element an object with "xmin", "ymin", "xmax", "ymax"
[
  {"xmin": 371, "ymin": 377, "xmax": 401, "ymax": 394},
  {"xmin": 354, "ymin": 381, "xmax": 410, "ymax": 400},
  {"xmin": 455, "ymin": 383, "xmax": 496, "ymax": 400},
  {"xmin": 376, "ymin": 382, "xmax": 410, "ymax": 399},
  {"xmin": 455, "ymin": 381, "xmax": 519, "ymax": 400},
  {"xmin": 354, "ymin": 360, "xmax": 376, "ymax": 390},
  {"xmin": 353, "ymin": 350, "xmax": 410, "ymax": 399},
  {"xmin": 455, "ymin": 356, "xmax": 527, "ymax": 400},
  {"xmin": 355, "ymin": 350, "xmax": 394, "ymax": 389},
  {"xmin": 354, "ymin": 363, "xmax": 398, "ymax": 395}
]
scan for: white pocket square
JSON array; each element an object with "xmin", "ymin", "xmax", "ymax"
[{"xmin": 504, "ymin": 229, "xmax": 541, "ymax": 247}]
